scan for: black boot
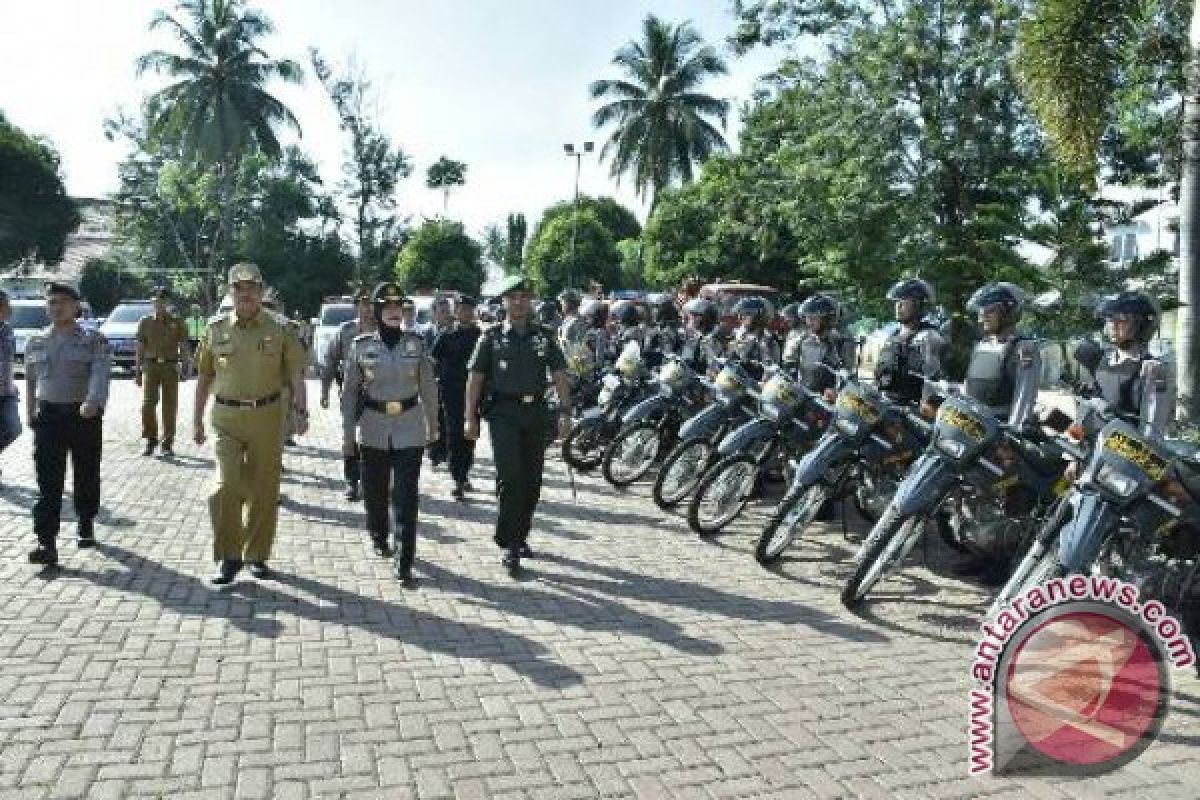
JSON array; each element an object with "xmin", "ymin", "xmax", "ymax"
[
  {"xmin": 28, "ymin": 544, "xmax": 58, "ymax": 566},
  {"xmin": 502, "ymin": 547, "xmax": 521, "ymax": 576},
  {"xmin": 344, "ymin": 481, "xmax": 361, "ymax": 502},
  {"xmin": 77, "ymin": 519, "xmax": 96, "ymax": 548},
  {"xmin": 142, "ymin": 439, "xmax": 156, "ymax": 456},
  {"xmin": 210, "ymin": 559, "xmax": 242, "ymax": 585},
  {"xmin": 371, "ymin": 534, "xmax": 392, "ymax": 558}
]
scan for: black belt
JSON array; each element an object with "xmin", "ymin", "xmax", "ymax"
[
  {"xmin": 493, "ymin": 392, "xmax": 542, "ymax": 405},
  {"xmin": 38, "ymin": 401, "xmax": 83, "ymax": 411},
  {"xmin": 364, "ymin": 396, "xmax": 419, "ymax": 415},
  {"xmin": 215, "ymin": 392, "xmax": 281, "ymax": 409}
]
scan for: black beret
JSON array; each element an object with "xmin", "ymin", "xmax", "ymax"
[{"xmin": 45, "ymin": 282, "xmax": 80, "ymax": 300}]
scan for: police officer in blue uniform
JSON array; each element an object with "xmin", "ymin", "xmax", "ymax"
[
  {"xmin": 465, "ymin": 276, "xmax": 571, "ymax": 576},
  {"xmin": 874, "ymin": 279, "xmax": 945, "ymax": 406}
]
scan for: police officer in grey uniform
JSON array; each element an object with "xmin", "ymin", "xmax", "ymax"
[
  {"xmin": 25, "ymin": 282, "xmax": 111, "ymax": 566},
  {"xmin": 1083, "ymin": 290, "xmax": 1175, "ymax": 437},
  {"xmin": 321, "ymin": 288, "xmax": 376, "ymax": 501},
  {"xmin": 342, "ymin": 282, "xmax": 439, "ymax": 587},
  {"xmin": 679, "ymin": 297, "xmax": 722, "ymax": 375},
  {"xmin": 730, "ymin": 297, "xmax": 780, "ymax": 377},
  {"xmin": 787, "ymin": 293, "xmax": 855, "ymax": 393},
  {"xmin": 957, "ymin": 282, "xmax": 1042, "ymax": 582},
  {"xmin": 558, "ymin": 289, "xmax": 587, "ymax": 351},
  {"xmin": 874, "ymin": 279, "xmax": 945, "ymax": 406}
]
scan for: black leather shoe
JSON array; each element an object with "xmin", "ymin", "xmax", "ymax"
[
  {"xmin": 395, "ymin": 568, "xmax": 418, "ymax": 588},
  {"xmin": 28, "ymin": 546, "xmax": 58, "ymax": 566},
  {"xmin": 142, "ymin": 440, "xmax": 156, "ymax": 456},
  {"xmin": 247, "ymin": 561, "xmax": 271, "ymax": 579},
  {"xmin": 452, "ymin": 482, "xmax": 466, "ymax": 501},
  {"xmin": 344, "ymin": 482, "xmax": 361, "ymax": 502},
  {"xmin": 211, "ymin": 559, "xmax": 242, "ymax": 585},
  {"xmin": 518, "ymin": 543, "xmax": 534, "ymax": 559},
  {"xmin": 77, "ymin": 520, "xmax": 96, "ymax": 548},
  {"xmin": 462, "ymin": 481, "xmax": 473, "ymax": 493},
  {"xmin": 502, "ymin": 549, "xmax": 521, "ymax": 576},
  {"xmin": 161, "ymin": 442, "xmax": 174, "ymax": 456},
  {"xmin": 371, "ymin": 537, "xmax": 392, "ymax": 558}
]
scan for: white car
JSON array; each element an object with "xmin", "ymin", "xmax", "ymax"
[
  {"xmin": 314, "ymin": 301, "xmax": 357, "ymax": 372},
  {"xmin": 10, "ymin": 299, "xmax": 51, "ymax": 373},
  {"xmin": 99, "ymin": 301, "xmax": 155, "ymax": 370}
]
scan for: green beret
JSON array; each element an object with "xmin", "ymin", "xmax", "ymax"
[{"xmin": 496, "ymin": 275, "xmax": 530, "ymax": 297}]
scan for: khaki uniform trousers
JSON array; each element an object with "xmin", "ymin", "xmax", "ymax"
[
  {"xmin": 209, "ymin": 402, "xmax": 285, "ymax": 562},
  {"xmin": 141, "ymin": 362, "xmax": 179, "ymax": 445}
]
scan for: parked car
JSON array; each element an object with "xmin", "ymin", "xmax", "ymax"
[
  {"xmin": 100, "ymin": 301, "xmax": 155, "ymax": 370},
  {"xmin": 10, "ymin": 299, "xmax": 51, "ymax": 373},
  {"xmin": 313, "ymin": 298, "xmax": 357, "ymax": 371}
]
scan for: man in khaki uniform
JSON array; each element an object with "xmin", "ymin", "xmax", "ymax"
[
  {"xmin": 136, "ymin": 287, "xmax": 191, "ymax": 456},
  {"xmin": 193, "ymin": 263, "xmax": 308, "ymax": 585}
]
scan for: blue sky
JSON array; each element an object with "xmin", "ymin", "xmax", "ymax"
[{"xmin": 0, "ymin": 0, "xmax": 781, "ymax": 237}]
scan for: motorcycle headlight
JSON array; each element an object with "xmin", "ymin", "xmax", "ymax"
[
  {"xmin": 834, "ymin": 417, "xmax": 862, "ymax": 438},
  {"xmin": 934, "ymin": 437, "xmax": 967, "ymax": 460},
  {"xmin": 1096, "ymin": 464, "xmax": 1138, "ymax": 498},
  {"xmin": 762, "ymin": 402, "xmax": 783, "ymax": 422}
]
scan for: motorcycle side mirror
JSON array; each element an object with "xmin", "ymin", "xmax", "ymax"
[{"xmin": 1073, "ymin": 338, "xmax": 1103, "ymax": 375}]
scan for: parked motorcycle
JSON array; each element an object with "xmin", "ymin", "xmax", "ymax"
[
  {"xmin": 840, "ymin": 389, "xmax": 1071, "ymax": 609},
  {"xmin": 651, "ymin": 359, "xmax": 760, "ymax": 510},
  {"xmin": 991, "ymin": 400, "xmax": 1200, "ymax": 618},
  {"xmin": 561, "ymin": 342, "xmax": 654, "ymax": 471},
  {"xmin": 686, "ymin": 368, "xmax": 827, "ymax": 536},
  {"xmin": 755, "ymin": 378, "xmax": 930, "ymax": 564},
  {"xmin": 601, "ymin": 355, "xmax": 709, "ymax": 487}
]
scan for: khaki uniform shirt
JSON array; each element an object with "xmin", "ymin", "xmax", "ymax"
[
  {"xmin": 26, "ymin": 324, "xmax": 111, "ymax": 407},
  {"xmin": 342, "ymin": 330, "xmax": 438, "ymax": 449},
  {"xmin": 196, "ymin": 311, "xmax": 305, "ymax": 400},
  {"xmin": 137, "ymin": 312, "xmax": 189, "ymax": 363}
]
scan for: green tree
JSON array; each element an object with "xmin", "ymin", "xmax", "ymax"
[
  {"xmin": 394, "ymin": 220, "xmax": 485, "ymax": 296},
  {"xmin": 525, "ymin": 208, "xmax": 621, "ymax": 295},
  {"xmin": 504, "ymin": 212, "xmax": 527, "ymax": 273},
  {"xmin": 590, "ymin": 14, "xmax": 730, "ymax": 205},
  {"xmin": 533, "ymin": 195, "xmax": 641, "ymax": 244},
  {"xmin": 1015, "ymin": 0, "xmax": 1199, "ymax": 418},
  {"xmin": 0, "ymin": 111, "xmax": 79, "ymax": 269},
  {"xmin": 136, "ymin": 0, "xmax": 302, "ymax": 299},
  {"xmin": 425, "ymin": 156, "xmax": 467, "ymax": 214},
  {"xmin": 80, "ymin": 258, "xmax": 147, "ymax": 315},
  {"xmin": 311, "ymin": 50, "xmax": 412, "ymax": 285}
]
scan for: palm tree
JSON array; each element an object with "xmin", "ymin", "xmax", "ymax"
[
  {"xmin": 589, "ymin": 15, "xmax": 730, "ymax": 206},
  {"xmin": 136, "ymin": 0, "xmax": 302, "ymax": 298},
  {"xmin": 1016, "ymin": 0, "xmax": 1200, "ymax": 422}
]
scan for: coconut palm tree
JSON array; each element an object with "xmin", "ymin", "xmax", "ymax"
[
  {"xmin": 136, "ymin": 0, "xmax": 302, "ymax": 294},
  {"xmin": 1016, "ymin": 0, "xmax": 1199, "ymax": 421},
  {"xmin": 589, "ymin": 14, "xmax": 730, "ymax": 206}
]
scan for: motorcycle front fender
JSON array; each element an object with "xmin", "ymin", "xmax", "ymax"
[
  {"xmin": 622, "ymin": 394, "xmax": 670, "ymax": 426},
  {"xmin": 679, "ymin": 403, "xmax": 730, "ymax": 441},
  {"xmin": 793, "ymin": 430, "xmax": 855, "ymax": 490},
  {"xmin": 891, "ymin": 453, "xmax": 957, "ymax": 517},
  {"xmin": 716, "ymin": 417, "xmax": 776, "ymax": 458},
  {"xmin": 1057, "ymin": 491, "xmax": 1120, "ymax": 573}
]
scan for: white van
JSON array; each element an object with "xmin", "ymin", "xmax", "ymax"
[{"xmin": 10, "ymin": 299, "xmax": 51, "ymax": 373}]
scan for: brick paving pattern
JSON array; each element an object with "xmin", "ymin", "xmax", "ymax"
[{"xmin": 0, "ymin": 380, "xmax": 1196, "ymax": 798}]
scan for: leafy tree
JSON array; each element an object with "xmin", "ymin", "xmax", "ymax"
[
  {"xmin": 80, "ymin": 258, "xmax": 147, "ymax": 315},
  {"xmin": 0, "ymin": 111, "xmax": 79, "ymax": 269},
  {"xmin": 394, "ymin": 220, "xmax": 485, "ymax": 296},
  {"xmin": 425, "ymin": 156, "xmax": 467, "ymax": 213},
  {"xmin": 482, "ymin": 223, "xmax": 506, "ymax": 265},
  {"xmin": 590, "ymin": 14, "xmax": 730, "ymax": 205},
  {"xmin": 136, "ymin": 0, "xmax": 302, "ymax": 295},
  {"xmin": 311, "ymin": 49, "xmax": 412, "ymax": 285},
  {"xmin": 525, "ymin": 208, "xmax": 621, "ymax": 295},
  {"xmin": 504, "ymin": 212, "xmax": 527, "ymax": 273}
]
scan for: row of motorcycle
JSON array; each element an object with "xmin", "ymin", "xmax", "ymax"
[{"xmin": 558, "ymin": 341, "xmax": 1200, "ymax": 628}]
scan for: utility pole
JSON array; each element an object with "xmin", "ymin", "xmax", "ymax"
[{"xmin": 563, "ymin": 141, "xmax": 594, "ymax": 290}]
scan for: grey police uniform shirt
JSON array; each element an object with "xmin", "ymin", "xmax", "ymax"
[
  {"xmin": 322, "ymin": 318, "xmax": 369, "ymax": 391},
  {"xmin": 25, "ymin": 324, "xmax": 111, "ymax": 408},
  {"xmin": 964, "ymin": 335, "xmax": 1041, "ymax": 427},
  {"xmin": 731, "ymin": 327, "xmax": 781, "ymax": 366},
  {"xmin": 342, "ymin": 330, "xmax": 439, "ymax": 450},
  {"xmin": 1098, "ymin": 347, "xmax": 1176, "ymax": 437},
  {"xmin": 0, "ymin": 320, "xmax": 16, "ymax": 398}
]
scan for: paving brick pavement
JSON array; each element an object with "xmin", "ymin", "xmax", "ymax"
[{"xmin": 0, "ymin": 379, "xmax": 1196, "ymax": 799}]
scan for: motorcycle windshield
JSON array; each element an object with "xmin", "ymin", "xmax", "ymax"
[
  {"xmin": 1086, "ymin": 419, "xmax": 1170, "ymax": 502},
  {"xmin": 930, "ymin": 395, "xmax": 1000, "ymax": 462}
]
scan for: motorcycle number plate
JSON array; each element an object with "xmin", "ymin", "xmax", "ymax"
[{"xmin": 1103, "ymin": 430, "xmax": 1168, "ymax": 483}]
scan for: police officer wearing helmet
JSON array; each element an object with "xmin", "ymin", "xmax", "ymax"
[
  {"xmin": 321, "ymin": 287, "xmax": 377, "ymax": 501},
  {"xmin": 644, "ymin": 295, "xmax": 683, "ymax": 367},
  {"xmin": 465, "ymin": 275, "xmax": 571, "ymax": 576},
  {"xmin": 730, "ymin": 296, "xmax": 780, "ymax": 375},
  {"xmin": 875, "ymin": 279, "xmax": 945, "ymax": 406},
  {"xmin": 576, "ymin": 299, "xmax": 610, "ymax": 373},
  {"xmin": 778, "ymin": 302, "xmax": 805, "ymax": 372},
  {"xmin": 680, "ymin": 297, "xmax": 722, "ymax": 374},
  {"xmin": 609, "ymin": 299, "xmax": 644, "ymax": 361},
  {"xmin": 963, "ymin": 282, "xmax": 1041, "ymax": 428},
  {"xmin": 795, "ymin": 294, "xmax": 855, "ymax": 391},
  {"xmin": 342, "ymin": 282, "xmax": 439, "ymax": 587},
  {"xmin": 1086, "ymin": 291, "xmax": 1174, "ymax": 436}
]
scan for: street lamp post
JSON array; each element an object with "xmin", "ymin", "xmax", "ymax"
[{"xmin": 563, "ymin": 141, "xmax": 594, "ymax": 290}]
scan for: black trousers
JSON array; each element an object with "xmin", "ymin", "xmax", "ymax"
[
  {"xmin": 343, "ymin": 445, "xmax": 361, "ymax": 485},
  {"xmin": 361, "ymin": 445, "xmax": 422, "ymax": 573},
  {"xmin": 487, "ymin": 403, "xmax": 548, "ymax": 549},
  {"xmin": 428, "ymin": 402, "xmax": 447, "ymax": 464},
  {"xmin": 441, "ymin": 387, "xmax": 475, "ymax": 484},
  {"xmin": 32, "ymin": 403, "xmax": 102, "ymax": 546}
]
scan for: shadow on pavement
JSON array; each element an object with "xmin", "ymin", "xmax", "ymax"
[{"xmin": 75, "ymin": 542, "xmax": 584, "ymax": 690}]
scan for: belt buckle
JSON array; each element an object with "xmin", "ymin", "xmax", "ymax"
[{"xmin": 385, "ymin": 400, "xmax": 404, "ymax": 416}]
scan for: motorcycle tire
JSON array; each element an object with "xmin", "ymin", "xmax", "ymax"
[
  {"xmin": 653, "ymin": 438, "xmax": 712, "ymax": 510},
  {"xmin": 841, "ymin": 507, "xmax": 921, "ymax": 609},
  {"xmin": 756, "ymin": 484, "xmax": 828, "ymax": 565},
  {"xmin": 688, "ymin": 454, "xmax": 759, "ymax": 536},
  {"xmin": 988, "ymin": 543, "xmax": 1065, "ymax": 619},
  {"xmin": 562, "ymin": 420, "xmax": 607, "ymax": 472},
  {"xmin": 602, "ymin": 422, "xmax": 663, "ymax": 488}
]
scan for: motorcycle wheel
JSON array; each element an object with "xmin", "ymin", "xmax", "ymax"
[
  {"xmin": 841, "ymin": 507, "xmax": 922, "ymax": 609},
  {"xmin": 852, "ymin": 461, "xmax": 896, "ymax": 525},
  {"xmin": 602, "ymin": 422, "xmax": 663, "ymax": 487},
  {"xmin": 688, "ymin": 454, "xmax": 758, "ymax": 536},
  {"xmin": 988, "ymin": 542, "xmax": 1065, "ymax": 619},
  {"xmin": 653, "ymin": 438, "xmax": 711, "ymax": 510},
  {"xmin": 756, "ymin": 484, "xmax": 828, "ymax": 565},
  {"xmin": 562, "ymin": 420, "xmax": 607, "ymax": 471}
]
